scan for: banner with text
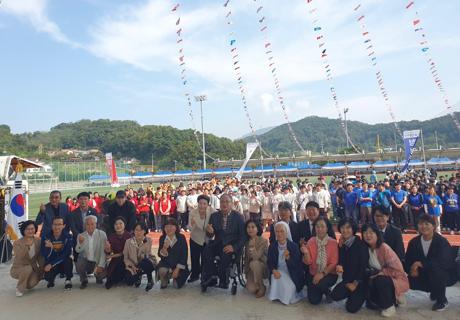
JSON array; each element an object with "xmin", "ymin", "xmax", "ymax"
[{"xmin": 402, "ymin": 130, "xmax": 420, "ymax": 172}]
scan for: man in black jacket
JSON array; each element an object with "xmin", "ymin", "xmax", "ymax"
[
  {"xmin": 201, "ymin": 194, "xmax": 245, "ymax": 291},
  {"xmin": 374, "ymin": 206, "xmax": 405, "ymax": 263},
  {"xmin": 106, "ymin": 190, "xmax": 136, "ymax": 234},
  {"xmin": 36, "ymin": 190, "xmax": 70, "ymax": 237},
  {"xmin": 298, "ymin": 201, "xmax": 336, "ymax": 244}
]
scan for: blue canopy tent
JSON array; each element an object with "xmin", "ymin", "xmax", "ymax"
[
  {"xmin": 88, "ymin": 174, "xmax": 109, "ymax": 182},
  {"xmin": 153, "ymin": 171, "xmax": 173, "ymax": 178},
  {"xmin": 348, "ymin": 161, "xmax": 370, "ymax": 169},
  {"xmin": 195, "ymin": 169, "xmax": 212, "ymax": 175},
  {"xmin": 213, "ymin": 168, "xmax": 233, "ymax": 175},
  {"xmin": 133, "ymin": 171, "xmax": 153, "ymax": 178},
  {"xmin": 427, "ymin": 157, "xmax": 454, "ymax": 165},
  {"xmin": 174, "ymin": 170, "xmax": 194, "ymax": 176},
  {"xmin": 276, "ymin": 165, "xmax": 297, "ymax": 172},
  {"xmin": 373, "ymin": 160, "xmax": 397, "ymax": 168},
  {"xmin": 254, "ymin": 165, "xmax": 274, "ymax": 173},
  {"xmin": 322, "ymin": 162, "xmax": 346, "ymax": 170},
  {"xmin": 398, "ymin": 159, "xmax": 424, "ymax": 167}
]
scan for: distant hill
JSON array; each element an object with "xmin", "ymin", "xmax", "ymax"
[
  {"xmin": 245, "ymin": 113, "xmax": 460, "ymax": 154},
  {"xmin": 239, "ymin": 126, "xmax": 276, "ymax": 139}
]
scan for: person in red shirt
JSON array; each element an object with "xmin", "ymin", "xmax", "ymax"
[
  {"xmin": 159, "ymin": 193, "xmax": 171, "ymax": 230},
  {"xmin": 137, "ymin": 194, "xmax": 151, "ymax": 228},
  {"xmin": 93, "ymin": 192, "xmax": 104, "ymax": 214},
  {"xmin": 152, "ymin": 193, "xmax": 162, "ymax": 232},
  {"xmin": 169, "ymin": 192, "xmax": 178, "ymax": 221}
]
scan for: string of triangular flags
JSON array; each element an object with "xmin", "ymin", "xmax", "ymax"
[
  {"xmin": 223, "ymin": 0, "xmax": 271, "ymax": 158},
  {"xmin": 353, "ymin": 4, "xmax": 402, "ymax": 138},
  {"xmin": 252, "ymin": 0, "xmax": 307, "ymax": 154},
  {"xmin": 171, "ymin": 3, "xmax": 209, "ymax": 155},
  {"xmin": 306, "ymin": 0, "xmax": 361, "ymax": 153},
  {"xmin": 405, "ymin": 1, "xmax": 460, "ymax": 131}
]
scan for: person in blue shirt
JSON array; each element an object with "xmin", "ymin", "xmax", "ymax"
[
  {"xmin": 370, "ymin": 171, "xmax": 377, "ymax": 184},
  {"xmin": 374, "ymin": 183, "xmax": 392, "ymax": 216},
  {"xmin": 391, "ymin": 183, "xmax": 408, "ymax": 231},
  {"xmin": 359, "ymin": 182, "xmax": 373, "ymax": 224},
  {"xmin": 41, "ymin": 216, "xmax": 74, "ymax": 290},
  {"xmin": 443, "ymin": 186, "xmax": 459, "ymax": 233},
  {"xmin": 424, "ymin": 185, "xmax": 443, "ymax": 233},
  {"xmin": 407, "ymin": 185, "xmax": 425, "ymax": 228},
  {"xmin": 344, "ymin": 183, "xmax": 359, "ymax": 222}
]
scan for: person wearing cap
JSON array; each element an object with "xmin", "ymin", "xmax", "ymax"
[
  {"xmin": 391, "ymin": 183, "xmax": 408, "ymax": 231},
  {"xmin": 68, "ymin": 192, "xmax": 99, "ymax": 261},
  {"xmin": 157, "ymin": 218, "xmax": 190, "ymax": 289},
  {"xmin": 188, "ymin": 195, "xmax": 213, "ymax": 283},
  {"xmin": 107, "ymin": 191, "xmax": 137, "ymax": 235},
  {"xmin": 405, "ymin": 214, "xmax": 457, "ymax": 312},
  {"xmin": 373, "ymin": 206, "xmax": 405, "ymax": 263},
  {"xmin": 269, "ymin": 201, "xmax": 300, "ymax": 245}
]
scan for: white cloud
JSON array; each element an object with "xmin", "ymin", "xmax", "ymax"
[{"xmin": 1, "ymin": 0, "xmax": 79, "ymax": 47}]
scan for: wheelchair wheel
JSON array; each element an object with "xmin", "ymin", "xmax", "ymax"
[{"xmin": 237, "ymin": 251, "xmax": 246, "ymax": 288}]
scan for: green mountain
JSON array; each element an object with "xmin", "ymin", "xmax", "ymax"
[
  {"xmin": 0, "ymin": 120, "xmax": 245, "ymax": 169},
  {"xmin": 247, "ymin": 113, "xmax": 460, "ymax": 154}
]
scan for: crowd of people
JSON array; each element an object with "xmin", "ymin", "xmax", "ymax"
[{"xmin": 9, "ymin": 169, "xmax": 460, "ymax": 317}]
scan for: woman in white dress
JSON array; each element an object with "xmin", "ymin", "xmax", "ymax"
[{"xmin": 267, "ymin": 221, "xmax": 305, "ymax": 305}]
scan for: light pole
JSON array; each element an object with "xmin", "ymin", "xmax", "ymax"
[
  {"xmin": 343, "ymin": 107, "xmax": 349, "ymax": 149},
  {"xmin": 173, "ymin": 160, "xmax": 177, "ymax": 172},
  {"xmin": 195, "ymin": 95, "xmax": 207, "ymax": 170}
]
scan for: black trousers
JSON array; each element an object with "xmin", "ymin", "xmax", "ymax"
[
  {"xmin": 392, "ymin": 205, "xmax": 407, "ymax": 230},
  {"xmin": 367, "ymin": 275, "xmax": 395, "ymax": 309},
  {"xmin": 125, "ymin": 258, "xmax": 155, "ymax": 285},
  {"xmin": 331, "ymin": 281, "xmax": 366, "ymax": 313},
  {"xmin": 44, "ymin": 256, "xmax": 73, "ymax": 283},
  {"xmin": 106, "ymin": 258, "xmax": 126, "ymax": 286},
  {"xmin": 306, "ymin": 273, "xmax": 338, "ymax": 305},
  {"xmin": 201, "ymin": 241, "xmax": 233, "ymax": 285},
  {"xmin": 137, "ymin": 212, "xmax": 150, "ymax": 228},
  {"xmin": 444, "ymin": 210, "xmax": 459, "ymax": 230},
  {"xmin": 190, "ymin": 239, "xmax": 205, "ymax": 279},
  {"xmin": 409, "ymin": 267, "xmax": 448, "ymax": 304},
  {"xmin": 181, "ymin": 211, "xmax": 189, "ymax": 230}
]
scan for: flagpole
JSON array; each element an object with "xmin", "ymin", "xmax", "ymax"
[{"xmin": 420, "ymin": 129, "xmax": 427, "ymax": 172}]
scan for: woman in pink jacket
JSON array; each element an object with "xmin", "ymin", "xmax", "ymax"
[{"xmin": 362, "ymin": 224, "xmax": 409, "ymax": 318}]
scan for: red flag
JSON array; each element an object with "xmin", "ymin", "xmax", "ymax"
[
  {"xmin": 413, "ymin": 19, "xmax": 420, "ymax": 26},
  {"xmin": 265, "ymin": 42, "xmax": 271, "ymax": 48},
  {"xmin": 358, "ymin": 15, "xmax": 365, "ymax": 21}
]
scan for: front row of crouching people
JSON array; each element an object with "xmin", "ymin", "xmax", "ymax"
[{"xmin": 10, "ymin": 196, "xmax": 460, "ymax": 317}]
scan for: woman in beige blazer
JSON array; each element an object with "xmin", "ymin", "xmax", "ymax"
[
  {"xmin": 123, "ymin": 223, "xmax": 157, "ymax": 291},
  {"xmin": 244, "ymin": 220, "xmax": 268, "ymax": 298},
  {"xmin": 10, "ymin": 220, "xmax": 44, "ymax": 297}
]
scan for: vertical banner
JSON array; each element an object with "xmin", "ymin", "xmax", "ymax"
[
  {"xmin": 5, "ymin": 173, "xmax": 26, "ymax": 240},
  {"xmin": 402, "ymin": 130, "xmax": 420, "ymax": 172},
  {"xmin": 235, "ymin": 142, "xmax": 259, "ymax": 180},
  {"xmin": 105, "ymin": 153, "xmax": 120, "ymax": 187}
]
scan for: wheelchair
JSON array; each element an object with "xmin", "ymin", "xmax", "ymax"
[{"xmin": 206, "ymin": 251, "xmax": 246, "ymax": 295}]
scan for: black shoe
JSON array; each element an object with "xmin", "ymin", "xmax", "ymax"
[
  {"xmin": 429, "ymin": 292, "xmax": 436, "ymax": 301},
  {"xmin": 134, "ymin": 279, "xmax": 142, "ymax": 288},
  {"xmin": 47, "ymin": 282, "xmax": 55, "ymax": 288},
  {"xmin": 325, "ymin": 290, "xmax": 333, "ymax": 304},
  {"xmin": 59, "ymin": 273, "xmax": 65, "ymax": 279},
  {"xmin": 105, "ymin": 281, "xmax": 113, "ymax": 290},
  {"xmin": 80, "ymin": 281, "xmax": 88, "ymax": 289},
  {"xmin": 432, "ymin": 301, "xmax": 448, "ymax": 311},
  {"xmin": 96, "ymin": 278, "xmax": 103, "ymax": 285},
  {"xmin": 188, "ymin": 276, "xmax": 200, "ymax": 283},
  {"xmin": 365, "ymin": 300, "xmax": 379, "ymax": 310},
  {"xmin": 202, "ymin": 277, "xmax": 217, "ymax": 288},
  {"xmin": 145, "ymin": 282, "xmax": 154, "ymax": 292},
  {"xmin": 64, "ymin": 280, "xmax": 72, "ymax": 290}
]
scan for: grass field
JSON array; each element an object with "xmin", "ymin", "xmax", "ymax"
[{"xmin": 25, "ymin": 171, "xmax": 458, "ymax": 220}]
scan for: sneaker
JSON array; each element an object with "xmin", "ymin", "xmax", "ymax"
[
  {"xmin": 16, "ymin": 289, "xmax": 23, "ymax": 297},
  {"xmin": 381, "ymin": 305, "xmax": 396, "ymax": 317},
  {"xmin": 47, "ymin": 282, "xmax": 55, "ymax": 288},
  {"xmin": 80, "ymin": 280, "xmax": 88, "ymax": 289},
  {"xmin": 64, "ymin": 280, "xmax": 72, "ymax": 290},
  {"xmin": 397, "ymin": 295, "xmax": 407, "ymax": 307},
  {"xmin": 450, "ymin": 230, "xmax": 454, "ymax": 235},
  {"xmin": 432, "ymin": 301, "xmax": 448, "ymax": 311}
]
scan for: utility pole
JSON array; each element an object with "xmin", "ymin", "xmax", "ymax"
[
  {"xmin": 434, "ymin": 130, "xmax": 439, "ymax": 150},
  {"xmin": 344, "ymin": 108, "xmax": 349, "ymax": 149},
  {"xmin": 195, "ymin": 95, "xmax": 207, "ymax": 170}
]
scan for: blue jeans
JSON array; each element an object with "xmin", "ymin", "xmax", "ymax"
[{"xmin": 345, "ymin": 207, "xmax": 359, "ymax": 221}]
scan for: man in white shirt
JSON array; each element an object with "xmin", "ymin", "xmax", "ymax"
[
  {"xmin": 312, "ymin": 183, "xmax": 331, "ymax": 218},
  {"xmin": 176, "ymin": 189, "xmax": 188, "ymax": 228},
  {"xmin": 297, "ymin": 185, "xmax": 311, "ymax": 222},
  {"xmin": 281, "ymin": 186, "xmax": 298, "ymax": 222}
]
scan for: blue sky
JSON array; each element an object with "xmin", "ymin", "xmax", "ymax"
[{"xmin": 1, "ymin": 0, "xmax": 459, "ymax": 140}]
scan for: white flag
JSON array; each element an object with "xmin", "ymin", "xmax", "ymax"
[{"xmin": 235, "ymin": 142, "xmax": 259, "ymax": 180}]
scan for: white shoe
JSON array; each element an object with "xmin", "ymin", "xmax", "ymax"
[
  {"xmin": 16, "ymin": 289, "xmax": 23, "ymax": 297},
  {"xmin": 397, "ymin": 295, "xmax": 407, "ymax": 307},
  {"xmin": 381, "ymin": 305, "xmax": 396, "ymax": 317}
]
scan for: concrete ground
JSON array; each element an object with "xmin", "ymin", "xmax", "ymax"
[{"xmin": 0, "ymin": 263, "xmax": 459, "ymax": 320}]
